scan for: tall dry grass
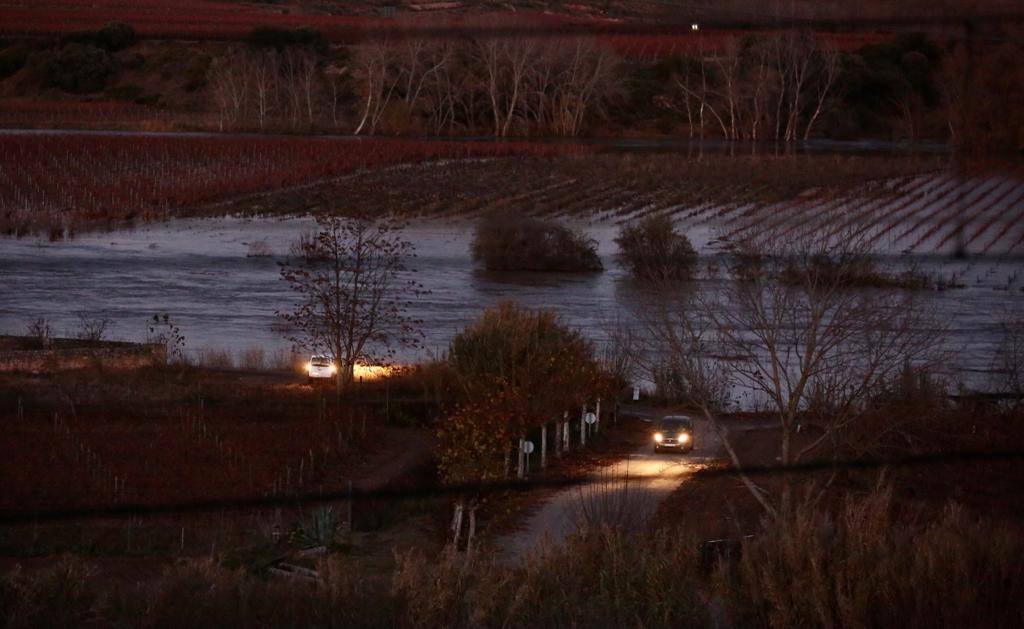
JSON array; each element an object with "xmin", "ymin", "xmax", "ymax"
[
  {"xmin": 715, "ymin": 487, "xmax": 1024, "ymax": 629},
  {"xmin": 2, "ymin": 488, "xmax": 1021, "ymax": 628},
  {"xmin": 190, "ymin": 345, "xmax": 302, "ymax": 372}
]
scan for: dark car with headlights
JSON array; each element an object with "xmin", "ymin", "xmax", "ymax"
[{"xmin": 653, "ymin": 415, "xmax": 694, "ymax": 453}]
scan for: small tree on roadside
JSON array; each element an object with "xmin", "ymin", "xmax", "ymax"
[
  {"xmin": 440, "ymin": 301, "xmax": 604, "ymax": 548},
  {"xmin": 615, "ymin": 214, "xmax": 697, "ymax": 281},
  {"xmin": 278, "ymin": 212, "xmax": 423, "ymax": 404},
  {"xmin": 447, "ymin": 301, "xmax": 602, "ymax": 422},
  {"xmin": 436, "ymin": 388, "xmax": 527, "ymax": 552}
]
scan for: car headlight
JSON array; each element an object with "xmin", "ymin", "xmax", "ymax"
[
  {"xmin": 330, "ymin": 364, "xmax": 338, "ymax": 374},
  {"xmin": 305, "ymin": 362, "xmax": 312, "ymax": 372},
  {"xmin": 654, "ymin": 433, "xmax": 663, "ymax": 443},
  {"xmin": 679, "ymin": 433, "xmax": 690, "ymax": 443}
]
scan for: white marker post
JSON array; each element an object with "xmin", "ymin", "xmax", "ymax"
[
  {"xmin": 584, "ymin": 411, "xmax": 597, "ymax": 443},
  {"xmin": 522, "ymin": 440, "xmax": 535, "ymax": 476}
]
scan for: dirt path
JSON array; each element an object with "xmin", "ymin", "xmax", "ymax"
[{"xmin": 496, "ymin": 417, "xmax": 722, "ymax": 564}]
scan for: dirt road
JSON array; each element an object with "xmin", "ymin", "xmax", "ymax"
[{"xmin": 496, "ymin": 417, "xmax": 722, "ymax": 564}]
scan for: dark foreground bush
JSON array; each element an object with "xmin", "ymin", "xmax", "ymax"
[
  {"xmin": 718, "ymin": 488, "xmax": 1024, "ymax": 629},
  {"xmin": 3, "ymin": 489, "xmax": 1019, "ymax": 628},
  {"xmin": 615, "ymin": 214, "xmax": 697, "ymax": 280},
  {"xmin": 0, "ymin": 46, "xmax": 28, "ymax": 81},
  {"xmin": 471, "ymin": 215, "xmax": 602, "ymax": 272}
]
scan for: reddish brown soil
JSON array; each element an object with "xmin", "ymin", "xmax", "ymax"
[{"xmin": 0, "ymin": 366, "xmax": 424, "ymax": 513}]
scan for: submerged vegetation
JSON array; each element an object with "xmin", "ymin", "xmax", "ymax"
[
  {"xmin": 615, "ymin": 214, "xmax": 697, "ymax": 281},
  {"xmin": 471, "ymin": 215, "xmax": 602, "ymax": 272}
]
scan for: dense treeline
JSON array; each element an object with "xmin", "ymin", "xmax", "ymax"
[{"xmin": 1, "ymin": 22, "xmax": 1021, "ymax": 149}]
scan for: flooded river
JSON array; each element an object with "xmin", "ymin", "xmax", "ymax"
[{"xmin": 1, "ymin": 215, "xmax": 1020, "ymax": 394}]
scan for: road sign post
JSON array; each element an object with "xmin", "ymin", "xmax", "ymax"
[{"xmin": 522, "ymin": 440, "xmax": 535, "ymax": 475}]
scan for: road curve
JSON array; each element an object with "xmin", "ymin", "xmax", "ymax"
[{"xmin": 496, "ymin": 418, "xmax": 721, "ymax": 564}]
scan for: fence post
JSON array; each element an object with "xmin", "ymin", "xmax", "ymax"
[
  {"xmin": 347, "ymin": 479, "xmax": 354, "ymax": 532},
  {"xmin": 517, "ymin": 437, "xmax": 526, "ymax": 480},
  {"xmin": 580, "ymin": 405, "xmax": 586, "ymax": 447},
  {"xmin": 562, "ymin": 410, "xmax": 570, "ymax": 452},
  {"xmin": 595, "ymin": 398, "xmax": 601, "ymax": 434},
  {"xmin": 540, "ymin": 422, "xmax": 547, "ymax": 469}
]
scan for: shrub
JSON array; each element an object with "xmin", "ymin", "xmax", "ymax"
[
  {"xmin": 246, "ymin": 26, "xmax": 328, "ymax": 53},
  {"xmin": 2, "ymin": 491, "xmax": 1020, "ymax": 628},
  {"xmin": 61, "ymin": 21, "xmax": 136, "ymax": 52},
  {"xmin": 196, "ymin": 346, "xmax": 233, "ymax": 369},
  {"xmin": 0, "ymin": 557, "xmax": 99, "ymax": 628},
  {"xmin": 25, "ymin": 317, "xmax": 52, "ymax": 349},
  {"xmin": 615, "ymin": 214, "xmax": 696, "ymax": 280},
  {"xmin": 471, "ymin": 215, "xmax": 602, "ymax": 272},
  {"xmin": 237, "ymin": 345, "xmax": 266, "ymax": 370},
  {"xmin": 447, "ymin": 301, "xmax": 599, "ymax": 402},
  {"xmin": 245, "ymin": 238, "xmax": 274, "ymax": 257},
  {"xmin": 442, "ymin": 302, "xmax": 603, "ymax": 481},
  {"xmin": 780, "ymin": 253, "xmax": 928, "ymax": 289},
  {"xmin": 73, "ymin": 313, "xmax": 110, "ymax": 342},
  {"xmin": 717, "ymin": 488, "xmax": 1024, "ymax": 628},
  {"xmin": 106, "ymin": 84, "xmax": 144, "ymax": 101},
  {"xmin": 0, "ymin": 45, "xmax": 28, "ymax": 81},
  {"xmin": 42, "ymin": 44, "xmax": 117, "ymax": 93}
]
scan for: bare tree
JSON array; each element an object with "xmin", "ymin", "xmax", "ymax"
[
  {"xmin": 548, "ymin": 38, "xmax": 619, "ymax": 137},
  {"xmin": 74, "ymin": 312, "xmax": 110, "ymax": 342},
  {"xmin": 476, "ymin": 33, "xmax": 536, "ymax": 137},
  {"xmin": 26, "ymin": 317, "xmax": 53, "ymax": 348},
  {"xmin": 249, "ymin": 50, "xmax": 278, "ymax": 131},
  {"xmin": 803, "ymin": 46, "xmax": 841, "ymax": 140},
  {"xmin": 639, "ymin": 228, "xmax": 945, "ymax": 516},
  {"xmin": 208, "ymin": 52, "xmax": 250, "ymax": 131},
  {"xmin": 422, "ymin": 41, "xmax": 459, "ymax": 134},
  {"xmin": 713, "ymin": 38, "xmax": 744, "ymax": 140},
  {"xmin": 993, "ymin": 312, "xmax": 1024, "ymax": 407},
  {"xmin": 666, "ymin": 42, "xmax": 731, "ymax": 142},
  {"xmin": 278, "ymin": 212, "xmax": 423, "ymax": 403},
  {"xmin": 279, "ymin": 48, "xmax": 321, "ymax": 129},
  {"xmin": 637, "ymin": 287, "xmax": 778, "ymax": 514},
  {"xmin": 352, "ymin": 41, "xmax": 403, "ymax": 135}
]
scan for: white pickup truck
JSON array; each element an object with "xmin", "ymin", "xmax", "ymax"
[{"xmin": 305, "ymin": 355, "xmax": 337, "ymax": 382}]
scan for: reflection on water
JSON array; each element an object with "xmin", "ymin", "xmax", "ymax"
[{"xmin": 0, "ymin": 216, "xmax": 1019, "ymax": 394}]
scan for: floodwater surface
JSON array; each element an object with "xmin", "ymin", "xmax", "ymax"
[{"xmin": 1, "ymin": 216, "xmax": 1020, "ymax": 394}]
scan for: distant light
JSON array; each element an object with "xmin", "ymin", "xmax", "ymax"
[{"xmin": 691, "ymin": 23, "xmax": 700, "ymax": 31}]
